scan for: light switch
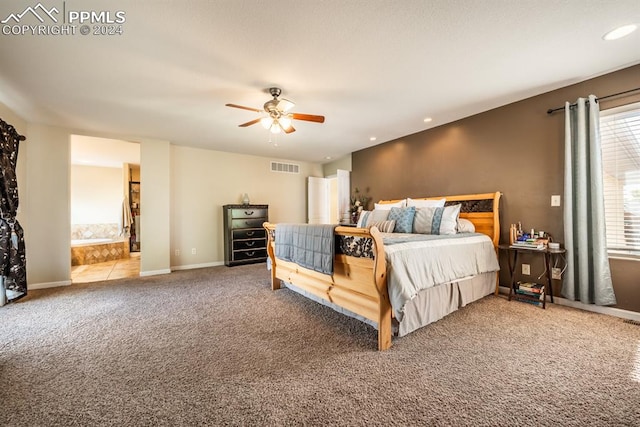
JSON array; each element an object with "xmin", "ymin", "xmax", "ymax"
[{"xmin": 551, "ymin": 195, "xmax": 561, "ymax": 207}]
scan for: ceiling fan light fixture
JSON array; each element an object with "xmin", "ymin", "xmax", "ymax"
[
  {"xmin": 260, "ymin": 117, "xmax": 273, "ymax": 129},
  {"xmin": 277, "ymin": 98, "xmax": 295, "ymax": 112},
  {"xmin": 279, "ymin": 115, "xmax": 292, "ymax": 130},
  {"xmin": 226, "ymin": 87, "xmax": 325, "ymax": 136}
]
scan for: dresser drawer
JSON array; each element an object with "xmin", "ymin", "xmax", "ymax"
[
  {"xmin": 233, "ymin": 238, "xmax": 266, "ymax": 251},
  {"xmin": 232, "ymin": 228, "xmax": 266, "ymax": 240},
  {"xmin": 231, "ymin": 218, "xmax": 265, "ymax": 229},
  {"xmin": 230, "ymin": 208, "xmax": 268, "ymax": 219},
  {"xmin": 232, "ymin": 248, "xmax": 267, "ymax": 262}
]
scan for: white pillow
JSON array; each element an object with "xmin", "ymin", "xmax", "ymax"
[
  {"xmin": 406, "ymin": 197, "xmax": 446, "ymax": 208},
  {"xmin": 374, "ymin": 200, "xmax": 406, "ymax": 210},
  {"xmin": 413, "ymin": 204, "xmax": 461, "ymax": 235},
  {"xmin": 457, "ymin": 218, "xmax": 476, "ymax": 233},
  {"xmin": 357, "ymin": 209, "xmax": 390, "ymax": 227}
]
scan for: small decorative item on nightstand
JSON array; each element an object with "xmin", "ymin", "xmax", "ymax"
[
  {"xmin": 241, "ymin": 193, "xmax": 250, "ymax": 205},
  {"xmin": 350, "ymin": 187, "xmax": 371, "ymax": 225}
]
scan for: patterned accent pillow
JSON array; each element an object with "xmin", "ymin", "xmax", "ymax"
[
  {"xmin": 367, "ymin": 220, "xmax": 396, "ymax": 233},
  {"xmin": 413, "ymin": 204, "xmax": 461, "ymax": 235},
  {"xmin": 388, "ymin": 206, "xmax": 416, "ymax": 233}
]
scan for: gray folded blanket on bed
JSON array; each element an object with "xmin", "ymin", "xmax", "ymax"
[{"xmin": 275, "ymin": 224, "xmax": 337, "ymax": 275}]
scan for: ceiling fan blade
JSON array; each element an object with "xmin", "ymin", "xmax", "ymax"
[
  {"xmin": 225, "ymin": 103, "xmax": 263, "ymax": 113},
  {"xmin": 291, "ymin": 113, "xmax": 325, "ymax": 123},
  {"xmin": 282, "ymin": 123, "xmax": 296, "ymax": 134},
  {"xmin": 239, "ymin": 118, "xmax": 261, "ymax": 127},
  {"xmin": 277, "ymin": 98, "xmax": 295, "ymax": 112}
]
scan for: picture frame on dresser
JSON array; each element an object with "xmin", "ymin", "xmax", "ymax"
[{"xmin": 223, "ymin": 204, "xmax": 269, "ymax": 266}]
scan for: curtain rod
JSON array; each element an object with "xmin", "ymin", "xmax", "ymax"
[{"xmin": 546, "ymin": 87, "xmax": 640, "ymax": 115}]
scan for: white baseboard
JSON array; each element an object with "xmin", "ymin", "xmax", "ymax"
[
  {"xmin": 139, "ymin": 269, "xmax": 171, "ymax": 277},
  {"xmin": 171, "ymin": 261, "xmax": 224, "ymax": 271},
  {"xmin": 28, "ymin": 280, "xmax": 72, "ymax": 290},
  {"xmin": 498, "ymin": 285, "xmax": 640, "ymax": 322}
]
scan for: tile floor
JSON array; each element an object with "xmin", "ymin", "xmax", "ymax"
[{"xmin": 71, "ymin": 252, "xmax": 140, "ymax": 283}]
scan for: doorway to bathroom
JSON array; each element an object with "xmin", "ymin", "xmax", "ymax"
[{"xmin": 70, "ymin": 135, "xmax": 141, "ymax": 283}]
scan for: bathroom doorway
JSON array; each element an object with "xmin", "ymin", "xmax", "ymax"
[{"xmin": 70, "ymin": 135, "xmax": 141, "ymax": 283}]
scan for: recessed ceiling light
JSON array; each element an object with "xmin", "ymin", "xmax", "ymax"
[
  {"xmin": 423, "ymin": 117, "xmax": 433, "ymax": 123},
  {"xmin": 603, "ymin": 24, "xmax": 637, "ymax": 41},
  {"xmin": 325, "ymin": 156, "xmax": 332, "ymax": 160},
  {"xmin": 370, "ymin": 137, "xmax": 377, "ymax": 141}
]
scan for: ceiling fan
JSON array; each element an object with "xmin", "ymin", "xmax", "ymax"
[{"xmin": 226, "ymin": 87, "xmax": 325, "ymax": 134}]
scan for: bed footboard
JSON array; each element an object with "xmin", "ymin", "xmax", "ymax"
[{"xmin": 264, "ymin": 223, "xmax": 392, "ymax": 350}]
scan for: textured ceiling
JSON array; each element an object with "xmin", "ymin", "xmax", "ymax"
[{"xmin": 1, "ymin": 0, "xmax": 639, "ymax": 163}]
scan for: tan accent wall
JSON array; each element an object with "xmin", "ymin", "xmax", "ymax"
[{"xmin": 352, "ymin": 64, "xmax": 640, "ymax": 313}]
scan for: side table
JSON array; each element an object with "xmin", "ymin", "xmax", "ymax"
[{"xmin": 498, "ymin": 244, "xmax": 566, "ymax": 309}]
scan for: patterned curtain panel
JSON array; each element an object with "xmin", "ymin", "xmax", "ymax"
[
  {"xmin": 0, "ymin": 117, "xmax": 27, "ymax": 304},
  {"xmin": 562, "ymin": 96, "xmax": 616, "ymax": 305}
]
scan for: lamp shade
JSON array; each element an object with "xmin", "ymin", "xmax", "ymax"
[
  {"xmin": 279, "ymin": 115, "xmax": 292, "ymax": 130},
  {"xmin": 260, "ymin": 117, "xmax": 272, "ymax": 129}
]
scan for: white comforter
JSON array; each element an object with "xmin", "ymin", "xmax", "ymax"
[{"xmin": 382, "ymin": 233, "xmax": 500, "ymax": 321}]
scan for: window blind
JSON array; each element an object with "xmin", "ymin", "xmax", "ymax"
[{"xmin": 600, "ymin": 101, "xmax": 640, "ymax": 256}]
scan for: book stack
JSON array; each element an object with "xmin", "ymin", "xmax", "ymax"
[
  {"xmin": 510, "ymin": 238, "xmax": 549, "ymax": 250},
  {"xmin": 515, "ymin": 282, "xmax": 545, "ymax": 306}
]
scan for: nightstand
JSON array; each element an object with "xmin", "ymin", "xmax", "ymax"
[{"xmin": 498, "ymin": 244, "xmax": 566, "ymax": 309}]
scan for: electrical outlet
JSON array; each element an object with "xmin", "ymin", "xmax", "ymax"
[
  {"xmin": 175, "ymin": 249, "xmax": 180, "ymax": 256},
  {"xmin": 522, "ymin": 264, "xmax": 531, "ymax": 275},
  {"xmin": 551, "ymin": 195, "xmax": 561, "ymax": 207},
  {"xmin": 552, "ymin": 267, "xmax": 562, "ymax": 280},
  {"xmin": 191, "ymin": 248, "xmax": 196, "ymax": 255}
]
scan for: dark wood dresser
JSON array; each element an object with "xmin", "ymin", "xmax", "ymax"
[{"xmin": 223, "ymin": 204, "xmax": 269, "ymax": 266}]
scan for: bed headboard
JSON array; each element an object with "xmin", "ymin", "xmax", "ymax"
[{"xmin": 376, "ymin": 192, "xmax": 501, "ymax": 247}]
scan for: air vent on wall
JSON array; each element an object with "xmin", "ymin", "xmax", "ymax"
[{"xmin": 270, "ymin": 161, "xmax": 300, "ymax": 174}]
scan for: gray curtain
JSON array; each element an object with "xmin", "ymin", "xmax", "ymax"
[{"xmin": 562, "ymin": 95, "xmax": 616, "ymax": 305}]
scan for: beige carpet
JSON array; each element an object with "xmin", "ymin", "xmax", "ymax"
[{"xmin": 1, "ymin": 263, "xmax": 639, "ymax": 426}]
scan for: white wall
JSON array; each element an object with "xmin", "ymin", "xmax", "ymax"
[
  {"xmin": 71, "ymin": 165, "xmax": 123, "ymax": 225},
  {"xmin": 322, "ymin": 154, "xmax": 352, "ymax": 177},
  {"xmin": 24, "ymin": 123, "xmax": 71, "ymax": 286},
  {"xmin": 140, "ymin": 139, "xmax": 171, "ymax": 276},
  {"xmin": 170, "ymin": 146, "xmax": 322, "ymax": 268},
  {"xmin": 1, "ymin": 99, "xmax": 322, "ymax": 285}
]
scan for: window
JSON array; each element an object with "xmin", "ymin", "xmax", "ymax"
[{"xmin": 601, "ymin": 101, "xmax": 640, "ymax": 256}]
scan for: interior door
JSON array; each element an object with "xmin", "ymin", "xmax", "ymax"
[
  {"xmin": 307, "ymin": 176, "xmax": 330, "ymax": 224},
  {"xmin": 336, "ymin": 169, "xmax": 350, "ymax": 224}
]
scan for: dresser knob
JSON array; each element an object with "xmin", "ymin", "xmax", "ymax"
[{"xmin": 244, "ymin": 211, "xmax": 254, "ymax": 216}]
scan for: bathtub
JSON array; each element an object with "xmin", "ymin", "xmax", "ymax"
[
  {"xmin": 71, "ymin": 238, "xmax": 129, "ymax": 266},
  {"xmin": 71, "ymin": 238, "xmax": 113, "ymax": 246}
]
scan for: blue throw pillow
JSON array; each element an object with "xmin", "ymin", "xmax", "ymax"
[{"xmin": 388, "ymin": 206, "xmax": 416, "ymax": 233}]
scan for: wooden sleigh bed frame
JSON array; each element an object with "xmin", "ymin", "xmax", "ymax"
[{"xmin": 263, "ymin": 191, "xmax": 501, "ymax": 350}]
